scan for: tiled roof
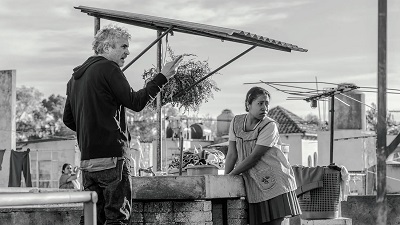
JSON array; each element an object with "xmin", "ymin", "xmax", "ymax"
[{"xmin": 268, "ymin": 106, "xmax": 318, "ymax": 135}]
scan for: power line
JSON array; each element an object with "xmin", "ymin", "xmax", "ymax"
[
  {"xmin": 358, "ymin": 90, "xmax": 400, "ymax": 95},
  {"xmin": 244, "ymin": 81, "xmax": 341, "ymax": 86},
  {"xmin": 340, "ymin": 93, "xmax": 375, "ymax": 109},
  {"xmin": 358, "ymin": 86, "xmax": 400, "ymax": 92},
  {"xmin": 334, "ymin": 135, "xmax": 376, "ymax": 141},
  {"xmin": 244, "ymin": 81, "xmax": 400, "ymax": 95}
]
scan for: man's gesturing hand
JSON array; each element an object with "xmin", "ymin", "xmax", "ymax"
[{"xmin": 161, "ymin": 55, "xmax": 183, "ymax": 79}]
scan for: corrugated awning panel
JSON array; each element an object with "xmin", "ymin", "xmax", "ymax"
[{"xmin": 75, "ymin": 6, "xmax": 308, "ymax": 53}]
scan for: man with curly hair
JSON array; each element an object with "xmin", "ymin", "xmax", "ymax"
[{"xmin": 63, "ymin": 24, "xmax": 182, "ymax": 225}]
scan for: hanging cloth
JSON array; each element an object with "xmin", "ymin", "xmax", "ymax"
[
  {"xmin": 0, "ymin": 149, "xmax": 5, "ymax": 170},
  {"xmin": 8, "ymin": 149, "xmax": 32, "ymax": 187},
  {"xmin": 291, "ymin": 165, "xmax": 325, "ymax": 196}
]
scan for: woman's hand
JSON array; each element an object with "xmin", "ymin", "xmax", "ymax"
[
  {"xmin": 224, "ymin": 141, "xmax": 238, "ymax": 175},
  {"xmin": 229, "ymin": 145, "xmax": 270, "ymax": 175}
]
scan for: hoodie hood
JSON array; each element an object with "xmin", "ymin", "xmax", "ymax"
[{"xmin": 72, "ymin": 56, "xmax": 106, "ymax": 80}]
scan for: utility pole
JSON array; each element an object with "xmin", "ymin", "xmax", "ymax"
[
  {"xmin": 156, "ymin": 30, "xmax": 162, "ymax": 171},
  {"xmin": 376, "ymin": 0, "xmax": 387, "ymax": 224}
]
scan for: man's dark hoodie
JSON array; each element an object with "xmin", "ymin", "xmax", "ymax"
[{"xmin": 63, "ymin": 56, "xmax": 167, "ymax": 160}]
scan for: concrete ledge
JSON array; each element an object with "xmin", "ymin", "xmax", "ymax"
[
  {"xmin": 0, "ymin": 188, "xmax": 85, "ymax": 209},
  {"xmin": 0, "ymin": 187, "xmax": 80, "ymax": 193},
  {"xmin": 301, "ymin": 217, "xmax": 352, "ymax": 225},
  {"xmin": 0, "ymin": 205, "xmax": 82, "ymax": 212},
  {"xmin": 132, "ymin": 175, "xmax": 246, "ymax": 200}
]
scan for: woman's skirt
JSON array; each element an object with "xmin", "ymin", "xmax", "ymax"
[{"xmin": 248, "ymin": 191, "xmax": 301, "ymax": 225}]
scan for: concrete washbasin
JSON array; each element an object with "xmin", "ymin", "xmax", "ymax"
[{"xmin": 132, "ymin": 175, "xmax": 245, "ymax": 200}]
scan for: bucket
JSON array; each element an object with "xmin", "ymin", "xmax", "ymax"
[{"xmin": 186, "ymin": 165, "xmax": 218, "ymax": 176}]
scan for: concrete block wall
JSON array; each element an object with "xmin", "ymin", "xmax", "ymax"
[
  {"xmin": 4, "ymin": 195, "xmax": 400, "ymax": 224},
  {"xmin": 0, "ymin": 206, "xmax": 82, "ymax": 225},
  {"xmin": 131, "ymin": 200, "xmax": 213, "ymax": 224},
  {"xmin": 212, "ymin": 198, "xmax": 248, "ymax": 225},
  {"xmin": 341, "ymin": 195, "xmax": 400, "ymax": 225}
]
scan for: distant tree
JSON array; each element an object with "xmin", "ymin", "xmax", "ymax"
[
  {"xmin": 366, "ymin": 103, "xmax": 378, "ymax": 131},
  {"xmin": 41, "ymin": 94, "xmax": 75, "ymax": 138},
  {"xmin": 16, "ymin": 86, "xmax": 47, "ymax": 141},
  {"xmin": 42, "ymin": 94, "xmax": 65, "ymax": 121},
  {"xmin": 366, "ymin": 103, "xmax": 399, "ymax": 135},
  {"xmin": 16, "ymin": 87, "xmax": 74, "ymax": 141},
  {"xmin": 304, "ymin": 113, "xmax": 320, "ymax": 126}
]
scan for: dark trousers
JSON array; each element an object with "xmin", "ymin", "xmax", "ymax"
[
  {"xmin": 80, "ymin": 158, "xmax": 132, "ymax": 225},
  {"xmin": 8, "ymin": 150, "xmax": 32, "ymax": 187}
]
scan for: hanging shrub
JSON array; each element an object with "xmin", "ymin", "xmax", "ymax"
[{"xmin": 142, "ymin": 47, "xmax": 220, "ymax": 112}]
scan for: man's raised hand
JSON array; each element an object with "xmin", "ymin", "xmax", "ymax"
[{"xmin": 161, "ymin": 55, "xmax": 184, "ymax": 79}]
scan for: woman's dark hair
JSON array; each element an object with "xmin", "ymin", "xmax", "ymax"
[
  {"xmin": 245, "ymin": 86, "xmax": 271, "ymax": 112},
  {"xmin": 62, "ymin": 163, "xmax": 71, "ymax": 174}
]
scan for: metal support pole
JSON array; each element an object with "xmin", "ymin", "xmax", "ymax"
[
  {"xmin": 94, "ymin": 17, "xmax": 100, "ymax": 36},
  {"xmin": 122, "ymin": 27, "xmax": 174, "ymax": 72},
  {"xmin": 376, "ymin": 0, "xmax": 387, "ymax": 224},
  {"xmin": 387, "ymin": 133, "xmax": 400, "ymax": 156},
  {"xmin": 156, "ymin": 30, "xmax": 162, "ymax": 172},
  {"xmin": 84, "ymin": 192, "xmax": 98, "ymax": 225},
  {"xmin": 179, "ymin": 128, "xmax": 184, "ymax": 176},
  {"xmin": 174, "ymin": 45, "xmax": 257, "ymax": 98},
  {"xmin": 330, "ymin": 94, "xmax": 335, "ymax": 165},
  {"xmin": 0, "ymin": 191, "xmax": 98, "ymax": 225}
]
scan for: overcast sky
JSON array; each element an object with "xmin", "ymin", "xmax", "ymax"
[{"xmin": 1, "ymin": 0, "xmax": 399, "ymax": 120}]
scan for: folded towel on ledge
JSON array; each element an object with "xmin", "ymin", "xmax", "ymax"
[{"xmin": 291, "ymin": 166, "xmax": 326, "ymax": 196}]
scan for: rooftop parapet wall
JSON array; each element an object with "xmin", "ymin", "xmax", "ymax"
[
  {"xmin": 341, "ymin": 195, "xmax": 400, "ymax": 225},
  {"xmin": 2, "ymin": 183, "xmax": 400, "ymax": 224}
]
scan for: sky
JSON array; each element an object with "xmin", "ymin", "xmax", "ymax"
[{"xmin": 1, "ymin": 0, "xmax": 399, "ymax": 120}]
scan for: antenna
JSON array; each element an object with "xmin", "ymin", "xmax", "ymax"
[{"xmin": 303, "ymin": 84, "xmax": 359, "ymax": 165}]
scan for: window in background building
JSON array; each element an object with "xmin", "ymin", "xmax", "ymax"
[
  {"xmin": 30, "ymin": 150, "xmax": 60, "ymax": 188},
  {"xmin": 30, "ymin": 151, "xmax": 38, "ymax": 187}
]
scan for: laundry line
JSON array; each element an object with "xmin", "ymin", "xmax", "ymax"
[{"xmin": 334, "ymin": 135, "xmax": 376, "ymax": 141}]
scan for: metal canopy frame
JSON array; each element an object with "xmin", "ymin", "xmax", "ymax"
[
  {"xmin": 75, "ymin": 6, "xmax": 308, "ymax": 53},
  {"xmin": 75, "ymin": 5, "xmax": 308, "ymax": 171}
]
